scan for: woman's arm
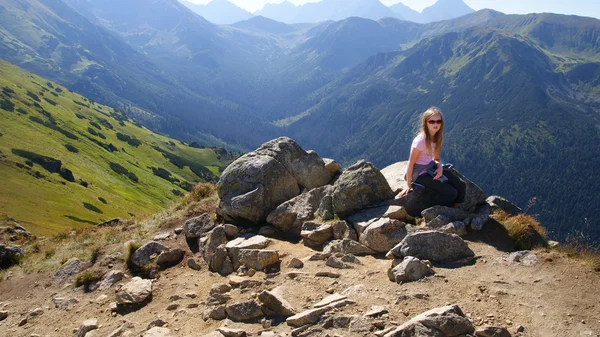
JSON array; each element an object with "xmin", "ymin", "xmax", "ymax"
[{"xmin": 399, "ymin": 147, "xmax": 421, "ymax": 196}]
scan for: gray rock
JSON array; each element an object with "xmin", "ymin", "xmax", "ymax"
[
  {"xmin": 323, "ymin": 158, "xmax": 342, "ymax": 176},
  {"xmin": 323, "ymin": 239, "xmax": 376, "ymax": 256},
  {"xmin": 218, "ymin": 137, "xmax": 332, "ymax": 224},
  {"xmin": 422, "ymin": 206, "xmax": 470, "ymax": 224},
  {"xmin": 440, "ymin": 221, "xmax": 467, "ymax": 237},
  {"xmin": 286, "ymin": 299, "xmax": 355, "ymax": 327},
  {"xmin": 205, "ymin": 305, "xmax": 227, "ymax": 320},
  {"xmin": 237, "ymin": 249, "xmax": 280, "ymax": 271},
  {"xmin": 52, "ymin": 296, "xmax": 79, "ymax": 310},
  {"xmin": 210, "ymin": 283, "xmax": 232, "ymax": 295},
  {"xmin": 470, "ymin": 214, "xmax": 489, "ymax": 231},
  {"xmin": 258, "ymin": 290, "xmax": 296, "ymax": 317},
  {"xmin": 218, "ymin": 327, "xmax": 247, "ymax": 337},
  {"xmin": 388, "ymin": 257, "xmax": 435, "ymax": 283},
  {"xmin": 0, "ymin": 311, "xmax": 8, "ymax": 321},
  {"xmin": 300, "ymin": 221, "xmax": 333, "ymax": 247},
  {"xmin": 267, "ymin": 185, "xmax": 334, "ymax": 236},
  {"xmin": 143, "ymin": 327, "xmax": 172, "ymax": 337},
  {"xmin": 226, "ymin": 234, "xmax": 271, "ymax": 270},
  {"xmin": 53, "ymin": 257, "xmax": 90, "ymax": 282},
  {"xmin": 130, "ymin": 241, "xmax": 168, "ymax": 268},
  {"xmin": 475, "ymin": 326, "xmax": 512, "ymax": 337},
  {"xmin": 207, "ymin": 293, "xmax": 231, "ymax": 306},
  {"xmin": 341, "ymin": 254, "xmax": 361, "ymax": 264},
  {"xmin": 346, "ymin": 205, "xmax": 408, "ymax": 236},
  {"xmin": 183, "ymin": 213, "xmax": 215, "ymax": 239},
  {"xmin": 380, "ymin": 161, "xmax": 408, "ymax": 194},
  {"xmin": 97, "ymin": 218, "xmax": 123, "ymax": 227},
  {"xmin": 331, "ymin": 220, "xmax": 358, "ymax": 241},
  {"xmin": 187, "ymin": 258, "xmax": 202, "ymax": 271},
  {"xmin": 426, "ymin": 214, "xmax": 452, "ymax": 229},
  {"xmin": 156, "ymin": 249, "xmax": 185, "ymax": 269},
  {"xmin": 153, "ymin": 232, "xmax": 171, "ymax": 241},
  {"xmin": 365, "ymin": 306, "xmax": 388, "ymax": 317},
  {"xmin": 258, "ymin": 226, "xmax": 277, "ymax": 236},
  {"xmin": 202, "ymin": 226, "xmax": 229, "ymax": 272},
  {"xmin": 99, "ymin": 252, "xmax": 122, "ymax": 267},
  {"xmin": 332, "ymin": 161, "xmax": 395, "ymax": 216},
  {"xmin": 107, "ymin": 321, "xmax": 135, "ymax": 337},
  {"xmin": 225, "ymin": 300, "xmax": 264, "ymax": 322},
  {"xmin": 116, "ymin": 277, "xmax": 152, "ymax": 304},
  {"xmin": 314, "ymin": 293, "xmax": 347, "ymax": 308},
  {"xmin": 359, "ymin": 218, "xmax": 408, "ymax": 253},
  {"xmin": 97, "ymin": 270, "xmax": 124, "ymax": 290},
  {"xmin": 223, "ymin": 224, "xmax": 240, "ymax": 237},
  {"xmin": 76, "ymin": 318, "xmax": 98, "ymax": 337},
  {"xmin": 486, "ymin": 195, "xmax": 522, "ymax": 215},
  {"xmin": 325, "ymin": 256, "xmax": 352, "ymax": 269},
  {"xmin": 384, "ymin": 304, "xmax": 474, "ymax": 337},
  {"xmin": 389, "ymin": 231, "xmax": 474, "ymax": 262},
  {"xmin": 288, "ymin": 257, "xmax": 304, "ymax": 268}
]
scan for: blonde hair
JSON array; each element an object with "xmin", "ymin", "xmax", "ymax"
[{"xmin": 420, "ymin": 107, "xmax": 444, "ymax": 159}]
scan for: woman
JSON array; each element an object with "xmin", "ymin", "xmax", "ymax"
[{"xmin": 399, "ymin": 107, "xmax": 466, "ymax": 208}]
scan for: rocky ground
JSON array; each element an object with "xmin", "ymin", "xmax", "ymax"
[{"xmin": 0, "ymin": 217, "xmax": 599, "ymax": 337}]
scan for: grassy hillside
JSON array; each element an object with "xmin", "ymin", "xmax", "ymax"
[{"xmin": 0, "ymin": 60, "xmax": 234, "ymax": 236}]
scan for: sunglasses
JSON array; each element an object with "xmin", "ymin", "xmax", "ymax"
[{"xmin": 427, "ymin": 119, "xmax": 443, "ymax": 125}]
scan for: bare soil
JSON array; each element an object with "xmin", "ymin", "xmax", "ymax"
[{"xmin": 1, "ymin": 219, "xmax": 599, "ymax": 337}]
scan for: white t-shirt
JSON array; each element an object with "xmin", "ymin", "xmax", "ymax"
[{"xmin": 411, "ymin": 133, "xmax": 436, "ymax": 165}]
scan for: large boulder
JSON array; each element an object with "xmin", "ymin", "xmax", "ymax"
[
  {"xmin": 266, "ymin": 185, "xmax": 334, "ymax": 236},
  {"xmin": 388, "ymin": 256, "xmax": 435, "ymax": 283},
  {"xmin": 218, "ymin": 137, "xmax": 332, "ymax": 224},
  {"xmin": 486, "ymin": 195, "xmax": 522, "ymax": 215},
  {"xmin": 184, "ymin": 213, "xmax": 215, "ymax": 239},
  {"xmin": 333, "ymin": 161, "xmax": 395, "ymax": 217},
  {"xmin": 384, "ymin": 304, "xmax": 474, "ymax": 337},
  {"xmin": 381, "ymin": 161, "xmax": 486, "ymax": 216},
  {"xmin": 130, "ymin": 241, "xmax": 168, "ymax": 268},
  {"xmin": 116, "ymin": 277, "xmax": 152, "ymax": 305},
  {"xmin": 389, "ymin": 231, "xmax": 474, "ymax": 262},
  {"xmin": 54, "ymin": 257, "xmax": 90, "ymax": 282}
]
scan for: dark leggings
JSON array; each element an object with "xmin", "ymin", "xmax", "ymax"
[{"xmin": 415, "ymin": 169, "xmax": 466, "ymax": 207}]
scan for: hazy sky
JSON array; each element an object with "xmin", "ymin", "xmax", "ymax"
[{"xmin": 187, "ymin": 0, "xmax": 600, "ymax": 19}]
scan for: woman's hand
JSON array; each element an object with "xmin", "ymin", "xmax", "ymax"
[
  {"xmin": 398, "ymin": 184, "xmax": 411, "ymax": 197},
  {"xmin": 434, "ymin": 165, "xmax": 443, "ymax": 180}
]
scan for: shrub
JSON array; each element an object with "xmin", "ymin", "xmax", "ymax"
[
  {"xmin": 98, "ymin": 197, "xmax": 107, "ymax": 204},
  {"xmin": 82, "ymin": 202, "xmax": 103, "ymax": 214},
  {"xmin": 0, "ymin": 98, "xmax": 15, "ymax": 112},
  {"xmin": 46, "ymin": 82, "xmax": 54, "ymax": 89},
  {"xmin": 55, "ymin": 87, "xmax": 63, "ymax": 93},
  {"xmin": 89, "ymin": 121, "xmax": 102, "ymax": 130},
  {"xmin": 64, "ymin": 144, "xmax": 79, "ymax": 153},
  {"xmin": 493, "ymin": 210, "xmax": 547, "ymax": 250},
  {"xmin": 44, "ymin": 249, "xmax": 56, "ymax": 260},
  {"xmin": 11, "ymin": 148, "xmax": 62, "ymax": 173},
  {"xmin": 43, "ymin": 98, "xmax": 57, "ymax": 106},
  {"xmin": 126, "ymin": 241, "xmax": 141, "ymax": 270},
  {"xmin": 90, "ymin": 247, "xmax": 101, "ymax": 264},
  {"xmin": 74, "ymin": 269, "xmax": 102, "ymax": 291},
  {"xmin": 16, "ymin": 107, "xmax": 27, "ymax": 114},
  {"xmin": 26, "ymin": 91, "xmax": 40, "ymax": 102}
]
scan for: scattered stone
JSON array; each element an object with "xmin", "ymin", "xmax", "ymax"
[
  {"xmin": 53, "ymin": 257, "xmax": 90, "ymax": 282},
  {"xmin": 426, "ymin": 214, "xmax": 453, "ymax": 229},
  {"xmin": 95, "ymin": 294, "xmax": 108, "ymax": 303},
  {"xmin": 346, "ymin": 205, "xmax": 408, "ymax": 235},
  {"xmin": 0, "ymin": 244, "xmax": 24, "ymax": 269},
  {"xmin": 52, "ymin": 296, "xmax": 80, "ymax": 310},
  {"xmin": 0, "ymin": 311, "xmax": 7, "ymax": 321},
  {"xmin": 309, "ymin": 252, "xmax": 331, "ymax": 261},
  {"xmin": 116, "ymin": 277, "xmax": 152, "ymax": 305},
  {"xmin": 388, "ymin": 256, "xmax": 435, "ymax": 283},
  {"xmin": 365, "ymin": 306, "xmax": 388, "ymax": 317},
  {"xmin": 286, "ymin": 299, "xmax": 355, "ymax": 327},
  {"xmin": 153, "ymin": 232, "xmax": 171, "ymax": 241},
  {"xmin": 218, "ymin": 327, "xmax": 247, "ymax": 337},
  {"xmin": 223, "ymin": 224, "xmax": 240, "ymax": 237},
  {"xmin": 341, "ymin": 254, "xmax": 361, "ymax": 264},
  {"xmin": 210, "ymin": 283, "xmax": 233, "ymax": 295},
  {"xmin": 475, "ymin": 326, "xmax": 512, "ymax": 337},
  {"xmin": 383, "ymin": 304, "xmax": 474, "ymax": 337},
  {"xmin": 226, "ymin": 234, "xmax": 271, "ymax": 269},
  {"xmin": 331, "ymin": 220, "xmax": 358, "ymax": 241},
  {"xmin": 440, "ymin": 221, "xmax": 467, "ymax": 237},
  {"xmin": 184, "ymin": 213, "xmax": 215, "ymax": 239},
  {"xmin": 228, "ymin": 275, "xmax": 263, "ymax": 288},
  {"xmin": 314, "ymin": 294, "xmax": 347, "ymax": 308},
  {"xmin": 422, "ymin": 206, "xmax": 470, "ymax": 224},
  {"xmin": 325, "ymin": 256, "xmax": 352, "ymax": 269},
  {"xmin": 97, "ymin": 270, "xmax": 124, "ymax": 290},
  {"xmin": 323, "ymin": 239, "xmax": 376, "ymax": 256},
  {"xmin": 258, "ymin": 290, "xmax": 296, "ymax": 317},
  {"xmin": 258, "ymin": 226, "xmax": 277, "ymax": 236},
  {"xmin": 288, "ymin": 257, "xmax": 304, "ymax": 268},
  {"xmin": 76, "ymin": 318, "xmax": 98, "ymax": 337},
  {"xmin": 207, "ymin": 293, "xmax": 231, "ymax": 306},
  {"xmin": 237, "ymin": 249, "xmax": 280, "ymax": 271},
  {"xmin": 107, "ymin": 321, "xmax": 135, "ymax": 337},
  {"xmin": 143, "ymin": 327, "xmax": 172, "ymax": 337},
  {"xmin": 225, "ymin": 300, "xmax": 264, "ymax": 322},
  {"xmin": 28, "ymin": 307, "xmax": 44, "ymax": 318},
  {"xmin": 166, "ymin": 303, "xmax": 179, "ymax": 311},
  {"xmin": 174, "ymin": 227, "xmax": 183, "ymax": 235},
  {"xmin": 205, "ymin": 306, "xmax": 227, "ymax": 320},
  {"xmin": 187, "ymin": 258, "xmax": 202, "ymax": 271},
  {"xmin": 301, "ymin": 221, "xmax": 333, "ymax": 247},
  {"xmin": 156, "ymin": 248, "xmax": 185, "ymax": 269},
  {"xmin": 503, "ymin": 251, "xmax": 538, "ymax": 266},
  {"xmin": 486, "ymin": 196, "xmax": 522, "ymax": 215},
  {"xmin": 130, "ymin": 241, "xmax": 168, "ymax": 268},
  {"xmin": 99, "ymin": 252, "xmax": 122, "ymax": 267},
  {"xmin": 315, "ymin": 271, "xmax": 340, "ymax": 278},
  {"xmin": 97, "ymin": 218, "xmax": 123, "ymax": 227},
  {"xmin": 359, "ymin": 218, "xmax": 407, "ymax": 253},
  {"xmin": 389, "ymin": 230, "xmax": 474, "ymax": 262}
]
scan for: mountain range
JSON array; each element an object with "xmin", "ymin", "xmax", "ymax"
[
  {"xmin": 181, "ymin": 0, "xmax": 475, "ymax": 25},
  {"xmin": 1, "ymin": 0, "xmax": 599, "ymax": 243}
]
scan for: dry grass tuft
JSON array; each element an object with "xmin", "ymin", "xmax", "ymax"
[
  {"xmin": 559, "ymin": 230, "xmax": 600, "ymax": 272},
  {"xmin": 492, "ymin": 210, "xmax": 547, "ymax": 250}
]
